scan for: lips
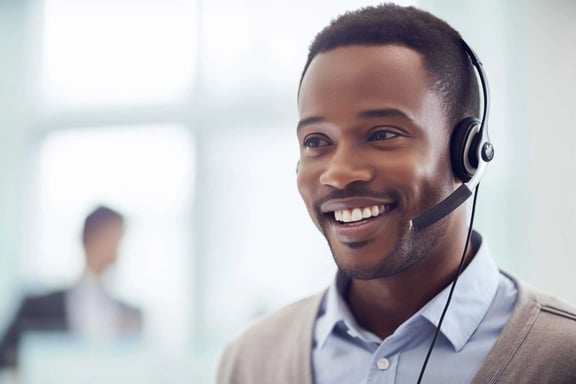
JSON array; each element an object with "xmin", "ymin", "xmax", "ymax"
[{"xmin": 320, "ymin": 198, "xmax": 397, "ymax": 244}]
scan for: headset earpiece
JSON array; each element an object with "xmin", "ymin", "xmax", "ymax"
[{"xmin": 450, "ymin": 117, "xmax": 482, "ymax": 182}]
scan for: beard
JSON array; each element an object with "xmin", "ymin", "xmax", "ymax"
[
  {"xmin": 328, "ymin": 216, "xmax": 448, "ymax": 280},
  {"xmin": 313, "ymin": 185, "xmax": 451, "ymax": 281}
]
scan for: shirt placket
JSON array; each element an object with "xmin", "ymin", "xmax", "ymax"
[{"xmin": 366, "ymin": 350, "xmax": 398, "ymax": 384}]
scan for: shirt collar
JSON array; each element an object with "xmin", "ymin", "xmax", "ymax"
[
  {"xmin": 316, "ymin": 267, "xmax": 381, "ymax": 349},
  {"xmin": 315, "ymin": 231, "xmax": 500, "ymax": 352},
  {"xmin": 419, "ymin": 231, "xmax": 500, "ymax": 350}
]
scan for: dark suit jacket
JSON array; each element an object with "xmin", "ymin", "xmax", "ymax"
[{"xmin": 0, "ymin": 289, "xmax": 142, "ymax": 368}]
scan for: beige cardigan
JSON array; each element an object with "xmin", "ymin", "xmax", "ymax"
[{"xmin": 217, "ymin": 274, "xmax": 576, "ymax": 383}]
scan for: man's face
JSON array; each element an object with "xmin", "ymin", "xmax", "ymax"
[
  {"xmin": 84, "ymin": 219, "xmax": 124, "ymax": 275},
  {"xmin": 297, "ymin": 45, "xmax": 458, "ymax": 280}
]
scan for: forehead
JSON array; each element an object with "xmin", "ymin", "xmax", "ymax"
[{"xmin": 298, "ymin": 45, "xmax": 444, "ymax": 126}]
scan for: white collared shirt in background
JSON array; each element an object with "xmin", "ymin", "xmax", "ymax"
[{"xmin": 66, "ymin": 272, "xmax": 123, "ymax": 341}]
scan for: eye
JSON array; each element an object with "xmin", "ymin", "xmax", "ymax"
[
  {"xmin": 303, "ymin": 135, "xmax": 331, "ymax": 148},
  {"xmin": 368, "ymin": 129, "xmax": 399, "ymax": 141}
]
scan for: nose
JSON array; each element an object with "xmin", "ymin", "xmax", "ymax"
[{"xmin": 319, "ymin": 146, "xmax": 375, "ymax": 189}]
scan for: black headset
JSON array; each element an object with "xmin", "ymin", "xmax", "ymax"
[
  {"xmin": 410, "ymin": 39, "xmax": 493, "ymax": 232},
  {"xmin": 450, "ymin": 41, "xmax": 494, "ymax": 183},
  {"xmin": 416, "ymin": 39, "xmax": 493, "ymax": 383}
]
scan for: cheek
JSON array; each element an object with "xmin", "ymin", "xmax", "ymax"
[
  {"xmin": 296, "ymin": 168, "xmax": 313, "ymax": 208},
  {"xmin": 296, "ymin": 166, "xmax": 323, "ymax": 225},
  {"xmin": 379, "ymin": 154, "xmax": 429, "ymax": 189},
  {"xmin": 410, "ymin": 156, "xmax": 455, "ymax": 204},
  {"xmin": 382, "ymin": 151, "xmax": 452, "ymax": 205}
]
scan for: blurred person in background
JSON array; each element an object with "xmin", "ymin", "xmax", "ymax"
[{"xmin": 0, "ymin": 205, "xmax": 142, "ymax": 370}]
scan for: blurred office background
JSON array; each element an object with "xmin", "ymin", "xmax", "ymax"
[{"xmin": 0, "ymin": 0, "xmax": 575, "ymax": 382}]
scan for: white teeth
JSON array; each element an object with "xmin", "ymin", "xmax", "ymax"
[
  {"xmin": 342, "ymin": 210, "xmax": 352, "ymax": 222},
  {"xmin": 335, "ymin": 210, "xmax": 343, "ymax": 221},
  {"xmin": 333, "ymin": 205, "xmax": 386, "ymax": 223},
  {"xmin": 362, "ymin": 207, "xmax": 372, "ymax": 218}
]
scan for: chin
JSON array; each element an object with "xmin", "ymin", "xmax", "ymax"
[
  {"xmin": 330, "ymin": 244, "xmax": 390, "ymax": 280},
  {"xmin": 329, "ymin": 233, "xmax": 423, "ymax": 281},
  {"xmin": 338, "ymin": 265, "xmax": 383, "ymax": 280},
  {"xmin": 336, "ymin": 255, "xmax": 417, "ymax": 280}
]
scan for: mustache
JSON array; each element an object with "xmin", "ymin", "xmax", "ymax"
[{"xmin": 313, "ymin": 186, "xmax": 401, "ymax": 214}]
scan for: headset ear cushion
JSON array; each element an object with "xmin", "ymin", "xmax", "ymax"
[{"xmin": 450, "ymin": 117, "xmax": 481, "ymax": 182}]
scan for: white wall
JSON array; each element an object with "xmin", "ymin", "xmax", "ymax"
[
  {"xmin": 510, "ymin": 0, "xmax": 576, "ymax": 302},
  {"xmin": 0, "ymin": 0, "xmax": 36, "ymax": 329}
]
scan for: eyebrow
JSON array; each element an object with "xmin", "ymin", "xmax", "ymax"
[
  {"xmin": 297, "ymin": 116, "xmax": 324, "ymax": 132},
  {"xmin": 297, "ymin": 108, "xmax": 413, "ymax": 132},
  {"xmin": 358, "ymin": 108, "xmax": 413, "ymax": 121}
]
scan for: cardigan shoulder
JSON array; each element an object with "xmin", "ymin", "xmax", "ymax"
[
  {"xmin": 217, "ymin": 292, "xmax": 324, "ymax": 384},
  {"xmin": 474, "ymin": 275, "xmax": 576, "ymax": 384}
]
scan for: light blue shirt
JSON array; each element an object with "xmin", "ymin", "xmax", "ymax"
[{"xmin": 313, "ymin": 232, "xmax": 518, "ymax": 384}]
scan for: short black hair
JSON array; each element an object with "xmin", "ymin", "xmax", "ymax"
[
  {"xmin": 299, "ymin": 3, "xmax": 480, "ymax": 129},
  {"xmin": 82, "ymin": 205, "xmax": 124, "ymax": 244}
]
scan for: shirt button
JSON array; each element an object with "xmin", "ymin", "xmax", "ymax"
[{"xmin": 376, "ymin": 357, "xmax": 390, "ymax": 370}]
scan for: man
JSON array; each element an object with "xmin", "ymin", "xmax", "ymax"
[
  {"xmin": 0, "ymin": 205, "xmax": 142, "ymax": 369},
  {"xmin": 217, "ymin": 4, "xmax": 576, "ymax": 384}
]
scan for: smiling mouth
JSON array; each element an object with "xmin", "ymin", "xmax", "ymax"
[{"xmin": 332, "ymin": 204, "xmax": 395, "ymax": 224}]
